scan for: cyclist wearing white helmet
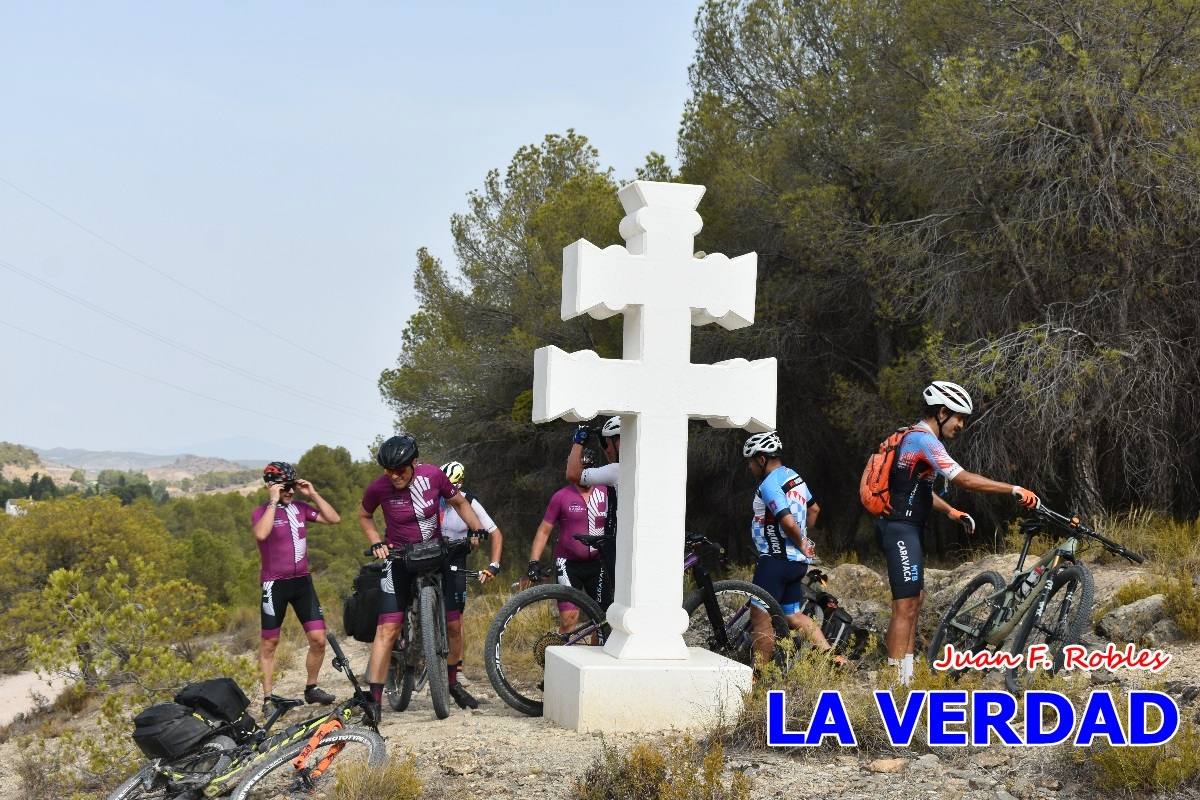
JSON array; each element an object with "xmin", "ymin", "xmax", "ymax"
[
  {"xmin": 876, "ymin": 380, "xmax": 1041, "ymax": 685},
  {"xmin": 436, "ymin": 461, "xmax": 504, "ymax": 710},
  {"xmin": 565, "ymin": 416, "xmax": 621, "ymax": 608},
  {"xmin": 743, "ymin": 432, "xmax": 845, "ymax": 667}
]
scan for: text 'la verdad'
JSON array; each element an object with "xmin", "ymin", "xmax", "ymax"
[{"xmin": 766, "ymin": 690, "xmax": 1179, "ymax": 748}]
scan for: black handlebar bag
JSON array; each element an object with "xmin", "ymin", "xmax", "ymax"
[{"xmin": 403, "ymin": 538, "xmax": 447, "ymax": 573}]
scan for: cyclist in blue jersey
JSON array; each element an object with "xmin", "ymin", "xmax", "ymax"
[
  {"xmin": 743, "ymin": 432, "xmax": 845, "ymax": 667},
  {"xmin": 876, "ymin": 381, "xmax": 1041, "ymax": 684}
]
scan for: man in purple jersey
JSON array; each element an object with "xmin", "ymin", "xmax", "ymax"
[
  {"xmin": 525, "ymin": 449, "xmax": 608, "ymax": 632},
  {"xmin": 356, "ymin": 434, "xmax": 489, "ymax": 713},
  {"xmin": 252, "ymin": 461, "xmax": 342, "ymax": 709}
]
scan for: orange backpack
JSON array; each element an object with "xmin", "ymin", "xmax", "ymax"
[{"xmin": 859, "ymin": 426, "xmax": 915, "ymax": 517}]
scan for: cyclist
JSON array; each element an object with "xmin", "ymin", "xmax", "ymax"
[
  {"xmin": 357, "ymin": 435, "xmax": 489, "ymax": 715},
  {"xmin": 436, "ymin": 460, "xmax": 503, "ymax": 709},
  {"xmin": 252, "ymin": 461, "xmax": 342, "ymax": 709},
  {"xmin": 876, "ymin": 380, "xmax": 1040, "ymax": 684},
  {"xmin": 525, "ymin": 448, "xmax": 609, "ymax": 631},
  {"xmin": 742, "ymin": 432, "xmax": 846, "ymax": 667},
  {"xmin": 565, "ymin": 416, "xmax": 620, "ymax": 608}
]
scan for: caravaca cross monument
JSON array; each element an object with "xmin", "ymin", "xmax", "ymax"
[{"xmin": 533, "ymin": 180, "xmax": 777, "ymax": 732}]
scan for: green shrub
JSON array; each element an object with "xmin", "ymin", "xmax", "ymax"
[
  {"xmin": 333, "ymin": 754, "xmax": 423, "ymax": 800},
  {"xmin": 1085, "ymin": 713, "xmax": 1200, "ymax": 794},
  {"xmin": 22, "ymin": 557, "xmax": 255, "ymax": 796},
  {"xmin": 572, "ymin": 738, "xmax": 750, "ymax": 800},
  {"xmin": 1164, "ymin": 572, "xmax": 1200, "ymax": 640}
]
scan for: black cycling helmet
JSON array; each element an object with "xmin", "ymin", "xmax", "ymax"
[
  {"xmin": 263, "ymin": 461, "xmax": 296, "ymax": 485},
  {"xmin": 377, "ymin": 434, "xmax": 418, "ymax": 469},
  {"xmin": 581, "ymin": 448, "xmax": 598, "ymax": 469}
]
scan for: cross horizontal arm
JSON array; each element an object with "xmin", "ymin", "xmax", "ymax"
[
  {"xmin": 533, "ymin": 346, "xmax": 777, "ymax": 431},
  {"xmin": 562, "ymin": 240, "xmax": 759, "ymax": 331}
]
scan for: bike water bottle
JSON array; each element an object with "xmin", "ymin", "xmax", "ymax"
[{"xmin": 1017, "ymin": 566, "xmax": 1045, "ymax": 600}]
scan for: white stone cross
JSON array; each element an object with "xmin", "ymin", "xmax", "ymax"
[{"xmin": 533, "ymin": 180, "xmax": 777, "ymax": 661}]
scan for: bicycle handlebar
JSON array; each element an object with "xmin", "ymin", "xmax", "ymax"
[
  {"xmin": 1033, "ymin": 505, "xmax": 1146, "ymax": 564},
  {"xmin": 361, "ymin": 534, "xmax": 484, "ymax": 559}
]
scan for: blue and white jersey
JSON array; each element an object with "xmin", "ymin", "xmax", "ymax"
[{"xmin": 751, "ymin": 465, "xmax": 813, "ymax": 562}]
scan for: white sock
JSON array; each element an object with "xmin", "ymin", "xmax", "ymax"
[{"xmin": 900, "ymin": 653, "xmax": 914, "ymax": 685}]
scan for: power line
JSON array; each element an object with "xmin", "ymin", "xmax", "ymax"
[
  {"xmin": 0, "ymin": 173, "xmax": 379, "ymax": 383},
  {"xmin": 0, "ymin": 318, "xmax": 372, "ymax": 444},
  {"xmin": 0, "ymin": 256, "xmax": 384, "ymax": 423}
]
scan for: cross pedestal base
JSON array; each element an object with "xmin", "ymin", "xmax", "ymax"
[{"xmin": 543, "ymin": 646, "xmax": 752, "ymax": 733}]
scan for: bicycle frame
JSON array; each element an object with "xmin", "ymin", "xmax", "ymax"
[{"xmin": 551, "ymin": 536, "xmax": 732, "ymax": 647}]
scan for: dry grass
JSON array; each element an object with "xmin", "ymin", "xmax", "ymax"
[
  {"xmin": 333, "ymin": 753, "xmax": 423, "ymax": 800},
  {"xmin": 572, "ymin": 737, "xmax": 750, "ymax": 800}
]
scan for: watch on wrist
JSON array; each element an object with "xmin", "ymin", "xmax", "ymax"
[{"xmin": 488, "ymin": 562, "xmax": 501, "ymax": 575}]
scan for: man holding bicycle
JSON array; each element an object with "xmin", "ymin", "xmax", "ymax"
[
  {"xmin": 252, "ymin": 461, "xmax": 342, "ymax": 709},
  {"xmin": 526, "ymin": 448, "xmax": 609, "ymax": 631},
  {"xmin": 875, "ymin": 381, "xmax": 1040, "ymax": 684},
  {"xmin": 565, "ymin": 416, "xmax": 621, "ymax": 609},
  {"xmin": 742, "ymin": 432, "xmax": 845, "ymax": 667},
  {"xmin": 436, "ymin": 460, "xmax": 503, "ymax": 709},
  {"xmin": 357, "ymin": 435, "xmax": 489, "ymax": 715}
]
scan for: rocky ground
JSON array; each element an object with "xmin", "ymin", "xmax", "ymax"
[{"xmin": 1, "ymin": 552, "xmax": 1198, "ymax": 799}]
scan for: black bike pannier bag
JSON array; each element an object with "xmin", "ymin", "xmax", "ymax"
[
  {"xmin": 174, "ymin": 678, "xmax": 250, "ymax": 723},
  {"xmin": 132, "ymin": 702, "xmax": 213, "ymax": 760},
  {"xmin": 403, "ymin": 538, "xmax": 446, "ymax": 573},
  {"xmin": 343, "ymin": 561, "xmax": 386, "ymax": 643}
]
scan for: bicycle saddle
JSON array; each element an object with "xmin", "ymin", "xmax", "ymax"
[
  {"xmin": 573, "ymin": 533, "xmax": 610, "ymax": 549},
  {"xmin": 265, "ymin": 697, "xmax": 305, "ymax": 710}
]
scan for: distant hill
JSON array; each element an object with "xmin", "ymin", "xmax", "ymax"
[
  {"xmin": 33, "ymin": 447, "xmax": 260, "ymax": 475},
  {"xmin": 0, "ymin": 442, "xmax": 40, "ymax": 468}
]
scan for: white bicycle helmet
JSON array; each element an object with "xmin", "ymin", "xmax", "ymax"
[
  {"xmin": 922, "ymin": 381, "xmax": 974, "ymax": 415},
  {"xmin": 600, "ymin": 416, "xmax": 622, "ymax": 438},
  {"xmin": 440, "ymin": 461, "xmax": 465, "ymax": 486},
  {"xmin": 743, "ymin": 431, "xmax": 783, "ymax": 458}
]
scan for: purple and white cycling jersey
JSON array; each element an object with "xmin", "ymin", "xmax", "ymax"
[
  {"xmin": 361, "ymin": 464, "xmax": 458, "ymax": 546},
  {"xmin": 543, "ymin": 485, "xmax": 608, "ymax": 562},
  {"xmin": 252, "ymin": 501, "xmax": 319, "ymax": 581}
]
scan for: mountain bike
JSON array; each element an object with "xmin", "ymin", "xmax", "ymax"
[
  {"xmin": 927, "ymin": 504, "xmax": 1145, "ymax": 693},
  {"xmin": 375, "ymin": 535, "xmax": 482, "ymax": 720},
  {"xmin": 107, "ymin": 632, "xmax": 383, "ymax": 800},
  {"xmin": 484, "ymin": 531, "xmax": 789, "ymax": 716}
]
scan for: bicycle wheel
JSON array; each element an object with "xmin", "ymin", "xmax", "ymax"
[
  {"xmin": 420, "ymin": 583, "xmax": 451, "ymax": 719},
  {"xmin": 106, "ymin": 736, "xmax": 236, "ymax": 799},
  {"xmin": 683, "ymin": 579, "xmax": 790, "ymax": 669},
  {"xmin": 1005, "ymin": 563, "xmax": 1094, "ymax": 693},
  {"xmin": 229, "ymin": 726, "xmax": 385, "ymax": 800},
  {"xmin": 386, "ymin": 618, "xmax": 425, "ymax": 712},
  {"xmin": 926, "ymin": 570, "xmax": 1005, "ymax": 668},
  {"xmin": 484, "ymin": 583, "xmax": 607, "ymax": 717}
]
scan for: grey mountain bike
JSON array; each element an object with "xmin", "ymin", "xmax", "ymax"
[{"xmin": 927, "ymin": 504, "xmax": 1145, "ymax": 692}]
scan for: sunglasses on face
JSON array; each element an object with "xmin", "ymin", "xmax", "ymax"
[{"xmin": 281, "ymin": 483, "xmax": 296, "ymax": 491}]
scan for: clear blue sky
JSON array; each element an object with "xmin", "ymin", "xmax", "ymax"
[{"xmin": 0, "ymin": 1, "xmax": 700, "ymax": 460}]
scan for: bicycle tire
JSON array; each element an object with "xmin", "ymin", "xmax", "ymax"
[
  {"xmin": 1004, "ymin": 563, "xmax": 1094, "ymax": 693},
  {"xmin": 484, "ymin": 582, "xmax": 606, "ymax": 717},
  {"xmin": 228, "ymin": 726, "xmax": 385, "ymax": 800},
  {"xmin": 926, "ymin": 570, "xmax": 1006, "ymax": 668},
  {"xmin": 385, "ymin": 655, "xmax": 417, "ymax": 712},
  {"xmin": 683, "ymin": 579, "xmax": 790, "ymax": 669},
  {"xmin": 106, "ymin": 736, "xmax": 236, "ymax": 800},
  {"xmin": 420, "ymin": 584, "xmax": 451, "ymax": 719}
]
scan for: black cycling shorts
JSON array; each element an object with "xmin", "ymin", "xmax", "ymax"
[
  {"xmin": 876, "ymin": 519, "xmax": 924, "ymax": 599},
  {"xmin": 377, "ymin": 559, "xmax": 459, "ymax": 624},
  {"xmin": 447, "ymin": 548, "xmax": 469, "ymax": 613},
  {"xmin": 752, "ymin": 556, "xmax": 808, "ymax": 614},
  {"xmin": 261, "ymin": 575, "xmax": 325, "ymax": 638},
  {"xmin": 556, "ymin": 557, "xmax": 605, "ymax": 610}
]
